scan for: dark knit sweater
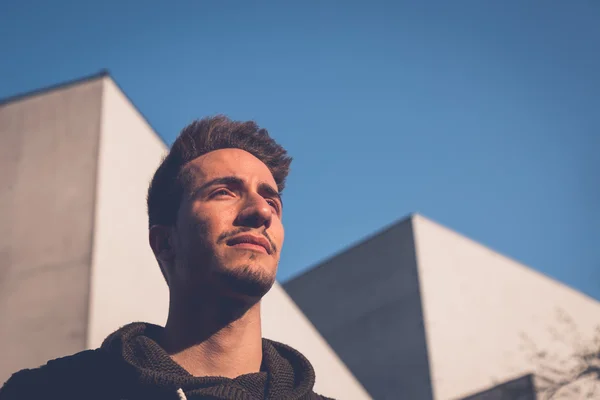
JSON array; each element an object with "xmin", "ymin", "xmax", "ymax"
[{"xmin": 0, "ymin": 322, "xmax": 333, "ymax": 400}]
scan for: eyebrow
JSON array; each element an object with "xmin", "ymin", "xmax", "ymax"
[
  {"xmin": 192, "ymin": 176, "xmax": 283, "ymax": 207},
  {"xmin": 258, "ymin": 182, "xmax": 283, "ymax": 208}
]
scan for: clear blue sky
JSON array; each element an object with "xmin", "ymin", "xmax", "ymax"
[{"xmin": 1, "ymin": 1, "xmax": 599, "ymax": 299}]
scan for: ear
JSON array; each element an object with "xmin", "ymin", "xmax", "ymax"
[{"xmin": 149, "ymin": 225, "xmax": 175, "ymax": 265}]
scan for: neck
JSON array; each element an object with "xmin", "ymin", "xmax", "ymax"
[{"xmin": 161, "ymin": 293, "xmax": 263, "ymax": 379}]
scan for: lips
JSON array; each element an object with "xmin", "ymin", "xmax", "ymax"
[{"xmin": 226, "ymin": 234, "xmax": 272, "ymax": 255}]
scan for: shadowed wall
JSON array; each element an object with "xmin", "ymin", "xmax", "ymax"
[
  {"xmin": 284, "ymin": 217, "xmax": 434, "ymax": 400},
  {"xmin": 0, "ymin": 78, "xmax": 104, "ymax": 383}
]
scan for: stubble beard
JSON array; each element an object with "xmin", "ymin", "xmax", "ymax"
[
  {"xmin": 213, "ymin": 257, "xmax": 276, "ymax": 300},
  {"xmin": 187, "ymin": 226, "xmax": 277, "ymax": 301}
]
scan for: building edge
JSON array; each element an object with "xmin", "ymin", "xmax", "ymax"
[
  {"xmin": 0, "ymin": 70, "xmax": 169, "ymax": 150},
  {"xmin": 0, "ymin": 70, "xmax": 110, "ymax": 107}
]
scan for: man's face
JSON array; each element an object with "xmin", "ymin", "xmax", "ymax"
[{"xmin": 170, "ymin": 148, "xmax": 284, "ymax": 300}]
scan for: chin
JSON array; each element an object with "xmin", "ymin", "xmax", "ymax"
[{"xmin": 214, "ymin": 263, "xmax": 276, "ymax": 300}]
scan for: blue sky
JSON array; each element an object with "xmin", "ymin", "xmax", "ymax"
[{"xmin": 1, "ymin": 1, "xmax": 599, "ymax": 299}]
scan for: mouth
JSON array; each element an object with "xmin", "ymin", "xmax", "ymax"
[{"xmin": 226, "ymin": 234, "xmax": 272, "ymax": 255}]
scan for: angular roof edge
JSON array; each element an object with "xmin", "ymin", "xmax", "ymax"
[
  {"xmin": 282, "ymin": 213, "xmax": 419, "ymax": 283},
  {"xmin": 412, "ymin": 213, "xmax": 600, "ymax": 304},
  {"xmin": 102, "ymin": 74, "xmax": 168, "ymax": 148},
  {"xmin": 286, "ymin": 212, "xmax": 599, "ymax": 303},
  {"xmin": 0, "ymin": 69, "xmax": 110, "ymax": 107},
  {"xmin": 0, "ymin": 70, "xmax": 168, "ymax": 148}
]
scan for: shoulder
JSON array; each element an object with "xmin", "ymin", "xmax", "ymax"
[{"xmin": 0, "ymin": 350, "xmax": 108, "ymax": 399}]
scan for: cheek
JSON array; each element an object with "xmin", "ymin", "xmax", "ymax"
[
  {"xmin": 271, "ymin": 220, "xmax": 285, "ymax": 249},
  {"xmin": 190, "ymin": 205, "xmax": 235, "ymax": 241},
  {"xmin": 177, "ymin": 206, "xmax": 211, "ymax": 245},
  {"xmin": 188, "ymin": 215, "xmax": 216, "ymax": 244}
]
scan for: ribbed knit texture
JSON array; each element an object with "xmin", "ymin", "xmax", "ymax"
[{"xmin": 100, "ymin": 322, "xmax": 322, "ymax": 400}]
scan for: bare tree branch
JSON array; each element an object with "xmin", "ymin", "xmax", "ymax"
[{"xmin": 520, "ymin": 307, "xmax": 600, "ymax": 399}]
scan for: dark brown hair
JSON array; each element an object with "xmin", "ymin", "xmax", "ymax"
[{"xmin": 147, "ymin": 115, "xmax": 292, "ymax": 228}]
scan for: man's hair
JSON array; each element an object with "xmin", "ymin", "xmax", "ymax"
[{"xmin": 147, "ymin": 115, "xmax": 292, "ymax": 228}]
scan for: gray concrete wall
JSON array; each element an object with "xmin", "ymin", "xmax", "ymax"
[
  {"xmin": 86, "ymin": 77, "xmax": 170, "ymax": 347},
  {"xmin": 284, "ymin": 217, "xmax": 434, "ymax": 400},
  {"xmin": 262, "ymin": 283, "xmax": 372, "ymax": 399},
  {"xmin": 0, "ymin": 78, "xmax": 104, "ymax": 384},
  {"xmin": 412, "ymin": 214, "xmax": 600, "ymax": 400}
]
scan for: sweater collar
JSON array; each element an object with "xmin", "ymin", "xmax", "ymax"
[{"xmin": 101, "ymin": 322, "xmax": 316, "ymax": 400}]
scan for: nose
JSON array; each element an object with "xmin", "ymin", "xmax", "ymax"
[{"xmin": 235, "ymin": 192, "xmax": 273, "ymax": 229}]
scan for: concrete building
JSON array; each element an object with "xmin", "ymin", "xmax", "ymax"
[
  {"xmin": 2, "ymin": 73, "xmax": 599, "ymax": 399},
  {"xmin": 284, "ymin": 214, "xmax": 600, "ymax": 400},
  {"xmin": 0, "ymin": 73, "xmax": 370, "ymax": 399}
]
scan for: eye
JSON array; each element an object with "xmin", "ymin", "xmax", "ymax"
[
  {"xmin": 210, "ymin": 188, "xmax": 233, "ymax": 198},
  {"xmin": 266, "ymin": 199, "xmax": 280, "ymax": 213}
]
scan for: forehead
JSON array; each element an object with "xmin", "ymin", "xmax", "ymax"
[{"xmin": 184, "ymin": 148, "xmax": 276, "ymax": 187}]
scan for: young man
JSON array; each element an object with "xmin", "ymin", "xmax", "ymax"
[{"xmin": 1, "ymin": 116, "xmax": 332, "ymax": 400}]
